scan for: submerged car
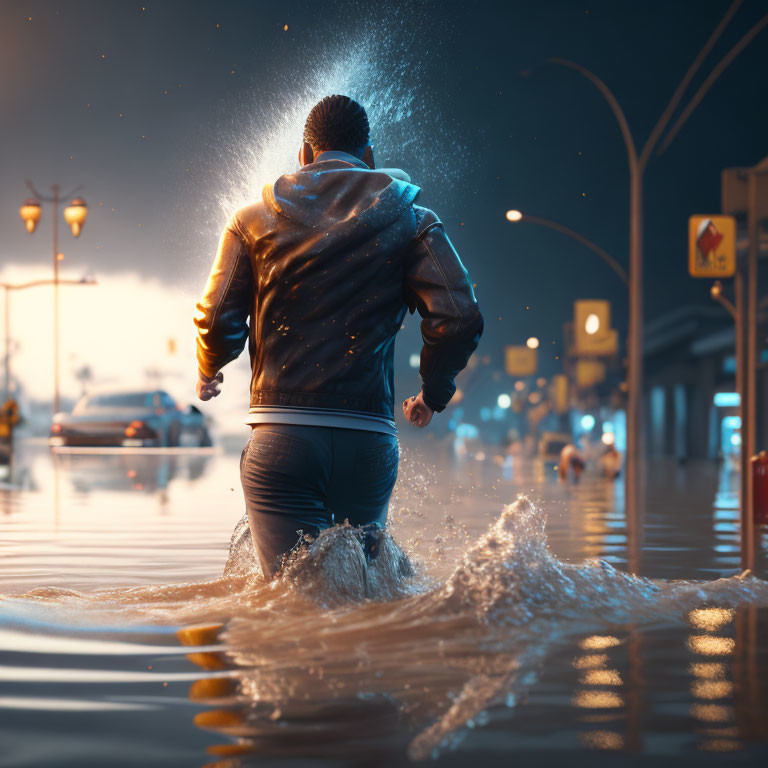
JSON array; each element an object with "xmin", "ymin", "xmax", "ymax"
[{"xmin": 49, "ymin": 389, "xmax": 211, "ymax": 448}]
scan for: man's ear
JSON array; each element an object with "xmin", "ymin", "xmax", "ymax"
[
  {"xmin": 362, "ymin": 145, "xmax": 375, "ymax": 170},
  {"xmin": 298, "ymin": 142, "xmax": 314, "ymax": 166}
]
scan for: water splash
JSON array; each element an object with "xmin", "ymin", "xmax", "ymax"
[
  {"xmin": 205, "ymin": 8, "xmax": 462, "ymax": 233},
  {"xmin": 224, "ymin": 512, "xmax": 419, "ymax": 606},
  {"xmin": 5, "ymin": 494, "xmax": 768, "ymax": 762}
]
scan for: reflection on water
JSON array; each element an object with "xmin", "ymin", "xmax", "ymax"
[
  {"xmin": 2, "ymin": 444, "xmax": 768, "ymax": 766},
  {"xmin": 688, "ymin": 606, "xmax": 739, "ymax": 752},
  {"xmin": 572, "ymin": 634, "xmax": 626, "ymax": 752}
]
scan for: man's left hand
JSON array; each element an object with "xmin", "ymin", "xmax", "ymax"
[
  {"xmin": 402, "ymin": 391, "xmax": 434, "ymax": 428},
  {"xmin": 197, "ymin": 370, "xmax": 223, "ymax": 401}
]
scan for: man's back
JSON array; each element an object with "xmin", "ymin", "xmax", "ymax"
[
  {"xmin": 194, "ymin": 94, "xmax": 482, "ymax": 578},
  {"xmin": 195, "ymin": 150, "xmax": 482, "ymax": 422}
]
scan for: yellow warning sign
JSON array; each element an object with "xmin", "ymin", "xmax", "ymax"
[
  {"xmin": 688, "ymin": 215, "xmax": 736, "ymax": 278},
  {"xmin": 575, "ymin": 359, "xmax": 606, "ymax": 388},
  {"xmin": 505, "ymin": 346, "xmax": 537, "ymax": 377}
]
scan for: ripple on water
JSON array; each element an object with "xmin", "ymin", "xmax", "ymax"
[{"xmin": 4, "ymin": 495, "xmax": 768, "ymax": 761}]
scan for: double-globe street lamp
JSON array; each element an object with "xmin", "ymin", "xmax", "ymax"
[{"xmin": 19, "ymin": 182, "xmax": 89, "ymax": 414}]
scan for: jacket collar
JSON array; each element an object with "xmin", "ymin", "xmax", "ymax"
[{"xmin": 313, "ymin": 150, "xmax": 369, "ymax": 169}]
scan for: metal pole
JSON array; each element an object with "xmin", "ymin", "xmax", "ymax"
[
  {"xmin": 744, "ymin": 170, "xmax": 758, "ymax": 570},
  {"xmin": 3, "ymin": 286, "xmax": 9, "ymax": 400},
  {"xmin": 52, "ymin": 184, "xmax": 60, "ymax": 414},
  {"xmin": 735, "ymin": 257, "xmax": 751, "ymax": 571},
  {"xmin": 626, "ymin": 166, "xmax": 644, "ymax": 574}
]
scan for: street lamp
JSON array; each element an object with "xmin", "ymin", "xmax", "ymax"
[
  {"xmin": 19, "ymin": 181, "xmax": 89, "ymax": 414},
  {"xmin": 19, "ymin": 199, "xmax": 42, "ymax": 234},
  {"xmin": 584, "ymin": 313, "xmax": 601, "ymax": 335},
  {"xmin": 518, "ymin": 4, "xmax": 768, "ymax": 569},
  {"xmin": 63, "ymin": 198, "xmax": 88, "ymax": 238},
  {"xmin": 526, "ymin": 336, "xmax": 540, "ymax": 349},
  {"xmin": 505, "ymin": 210, "xmax": 628, "ymax": 285}
]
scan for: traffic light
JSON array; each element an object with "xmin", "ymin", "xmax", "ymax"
[{"xmin": 573, "ymin": 300, "xmax": 617, "ymax": 356}]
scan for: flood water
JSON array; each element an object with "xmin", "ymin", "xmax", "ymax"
[{"xmin": 1, "ymin": 436, "xmax": 768, "ymax": 767}]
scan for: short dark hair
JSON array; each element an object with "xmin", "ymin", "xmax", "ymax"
[{"xmin": 303, "ymin": 95, "xmax": 370, "ymax": 154}]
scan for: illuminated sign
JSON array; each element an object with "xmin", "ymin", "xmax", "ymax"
[
  {"xmin": 688, "ymin": 215, "xmax": 736, "ymax": 278},
  {"xmin": 573, "ymin": 300, "xmax": 618, "ymax": 356}
]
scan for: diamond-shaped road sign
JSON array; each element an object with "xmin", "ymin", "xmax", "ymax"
[{"xmin": 689, "ymin": 215, "xmax": 736, "ymax": 278}]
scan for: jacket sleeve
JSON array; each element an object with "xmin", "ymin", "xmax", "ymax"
[
  {"xmin": 404, "ymin": 208, "xmax": 483, "ymax": 413},
  {"xmin": 194, "ymin": 217, "xmax": 253, "ymax": 379}
]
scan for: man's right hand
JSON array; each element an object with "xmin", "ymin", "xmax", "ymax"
[
  {"xmin": 197, "ymin": 370, "xmax": 223, "ymax": 401},
  {"xmin": 402, "ymin": 391, "xmax": 434, "ymax": 428}
]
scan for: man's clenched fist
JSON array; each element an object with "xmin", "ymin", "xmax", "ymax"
[
  {"xmin": 402, "ymin": 391, "xmax": 434, "ymax": 428},
  {"xmin": 197, "ymin": 370, "xmax": 223, "ymax": 401}
]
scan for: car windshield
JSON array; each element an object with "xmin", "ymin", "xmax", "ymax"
[{"xmin": 75, "ymin": 393, "xmax": 152, "ymax": 412}]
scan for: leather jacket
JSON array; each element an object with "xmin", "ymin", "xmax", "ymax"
[{"xmin": 194, "ymin": 152, "xmax": 483, "ymax": 419}]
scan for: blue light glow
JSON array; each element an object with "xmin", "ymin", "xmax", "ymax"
[
  {"xmin": 714, "ymin": 392, "xmax": 740, "ymax": 407},
  {"xmin": 456, "ymin": 423, "xmax": 479, "ymax": 440},
  {"xmin": 580, "ymin": 414, "xmax": 596, "ymax": 431}
]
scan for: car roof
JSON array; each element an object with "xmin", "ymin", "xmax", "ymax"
[{"xmin": 82, "ymin": 388, "xmax": 168, "ymax": 398}]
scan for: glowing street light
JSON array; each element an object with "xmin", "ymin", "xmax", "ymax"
[
  {"xmin": 19, "ymin": 199, "xmax": 42, "ymax": 234},
  {"xmin": 506, "ymin": 209, "xmax": 523, "ymax": 222},
  {"xmin": 63, "ymin": 197, "xmax": 88, "ymax": 237},
  {"xmin": 526, "ymin": 336, "xmax": 540, "ymax": 349},
  {"xmin": 497, "ymin": 393, "xmax": 512, "ymax": 409},
  {"xmin": 585, "ymin": 313, "xmax": 601, "ymax": 335}
]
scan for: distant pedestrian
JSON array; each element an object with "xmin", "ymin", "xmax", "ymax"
[
  {"xmin": 558, "ymin": 443, "xmax": 586, "ymax": 483},
  {"xmin": 600, "ymin": 444, "xmax": 622, "ymax": 479}
]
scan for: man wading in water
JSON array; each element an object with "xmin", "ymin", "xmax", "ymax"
[{"xmin": 194, "ymin": 95, "xmax": 483, "ymax": 578}]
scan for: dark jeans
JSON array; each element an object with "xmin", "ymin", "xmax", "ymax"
[{"xmin": 240, "ymin": 424, "xmax": 399, "ymax": 578}]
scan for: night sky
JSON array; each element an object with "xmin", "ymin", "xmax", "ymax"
[{"xmin": 2, "ymin": 0, "xmax": 767, "ymax": 391}]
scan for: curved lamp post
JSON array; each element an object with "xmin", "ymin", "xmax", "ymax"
[
  {"xmin": 19, "ymin": 182, "xmax": 89, "ymax": 413},
  {"xmin": 506, "ymin": 210, "xmax": 628, "ymax": 286},
  {"xmin": 521, "ymin": 0, "xmax": 768, "ymax": 570}
]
